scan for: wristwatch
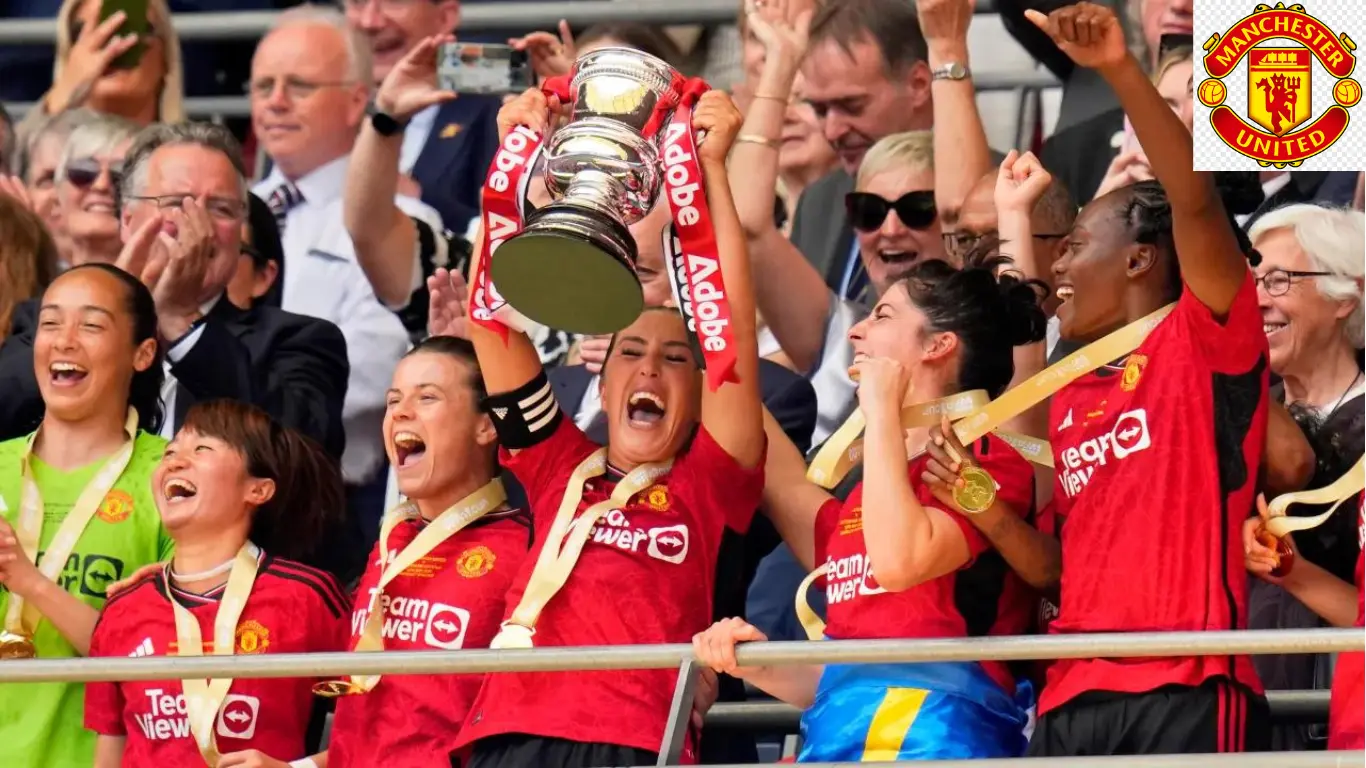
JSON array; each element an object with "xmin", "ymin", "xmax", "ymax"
[
  {"xmin": 367, "ymin": 101, "xmax": 408, "ymax": 137},
  {"xmin": 931, "ymin": 62, "xmax": 970, "ymax": 82}
]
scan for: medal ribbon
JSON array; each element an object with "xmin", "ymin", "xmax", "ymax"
[
  {"xmin": 325, "ymin": 479, "xmax": 507, "ymax": 694},
  {"xmin": 795, "ymin": 564, "xmax": 828, "ymax": 642},
  {"xmin": 1264, "ymin": 455, "xmax": 1366, "ymax": 538},
  {"xmin": 491, "ymin": 450, "xmax": 673, "ymax": 649},
  {"xmin": 806, "ymin": 304, "xmax": 1176, "ymax": 489},
  {"xmin": 4, "ymin": 408, "xmax": 139, "ymax": 641},
  {"xmin": 661, "ymin": 78, "xmax": 740, "ymax": 392},
  {"xmin": 169, "ymin": 542, "xmax": 261, "ymax": 766}
]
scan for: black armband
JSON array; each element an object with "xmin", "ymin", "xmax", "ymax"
[{"xmin": 481, "ymin": 370, "xmax": 562, "ymax": 449}]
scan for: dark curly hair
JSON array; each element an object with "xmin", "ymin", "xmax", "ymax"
[{"xmin": 892, "ymin": 255, "xmax": 1048, "ymax": 398}]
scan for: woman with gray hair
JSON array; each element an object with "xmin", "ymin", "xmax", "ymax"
[
  {"xmin": 55, "ymin": 115, "xmax": 139, "ymax": 269},
  {"xmin": 1244, "ymin": 203, "xmax": 1364, "ymax": 751}
]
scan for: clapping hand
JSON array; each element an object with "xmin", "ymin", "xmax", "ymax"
[
  {"xmin": 116, "ymin": 198, "xmax": 217, "ymax": 341},
  {"xmin": 510, "ymin": 20, "xmax": 577, "ymax": 82},
  {"xmin": 427, "ymin": 267, "xmax": 470, "ymax": 339},
  {"xmin": 1025, "ymin": 2, "xmax": 1129, "ymax": 73},
  {"xmin": 994, "ymin": 150, "xmax": 1054, "ymax": 216},
  {"xmin": 746, "ymin": 0, "xmax": 814, "ymax": 80},
  {"xmin": 376, "ymin": 35, "xmax": 457, "ymax": 121}
]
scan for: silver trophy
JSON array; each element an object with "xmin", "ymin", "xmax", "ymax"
[{"xmin": 489, "ymin": 48, "xmax": 687, "ymax": 335}]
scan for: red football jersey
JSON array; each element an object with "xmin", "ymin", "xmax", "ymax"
[
  {"xmin": 1328, "ymin": 500, "xmax": 1364, "ymax": 750},
  {"xmin": 85, "ymin": 556, "xmax": 348, "ymax": 764},
  {"xmin": 814, "ymin": 433, "xmax": 1035, "ymax": 692},
  {"xmin": 328, "ymin": 510, "xmax": 532, "ymax": 768},
  {"xmin": 455, "ymin": 419, "xmax": 764, "ymax": 757},
  {"xmin": 1041, "ymin": 276, "xmax": 1269, "ymax": 714}
]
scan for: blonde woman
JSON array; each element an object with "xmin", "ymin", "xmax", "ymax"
[{"xmin": 36, "ymin": 0, "xmax": 185, "ymax": 126}]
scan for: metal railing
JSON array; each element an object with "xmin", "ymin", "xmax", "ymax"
[
  {"xmin": 0, "ymin": 627, "xmax": 1359, "ymax": 683},
  {"xmin": 688, "ymin": 754, "xmax": 1366, "ymax": 767},
  {"xmin": 0, "ymin": 1, "xmax": 999, "ymax": 45}
]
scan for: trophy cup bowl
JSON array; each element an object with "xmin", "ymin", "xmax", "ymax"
[{"xmin": 489, "ymin": 48, "xmax": 685, "ymax": 335}]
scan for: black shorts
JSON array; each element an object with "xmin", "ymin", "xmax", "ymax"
[
  {"xmin": 1027, "ymin": 678, "xmax": 1271, "ymax": 756},
  {"xmin": 462, "ymin": 734, "xmax": 658, "ymax": 768}
]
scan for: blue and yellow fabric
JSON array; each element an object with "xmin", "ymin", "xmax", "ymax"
[
  {"xmin": 798, "ymin": 660, "xmax": 1027, "ymax": 762},
  {"xmin": 793, "ymin": 566, "xmax": 1027, "ymax": 762}
]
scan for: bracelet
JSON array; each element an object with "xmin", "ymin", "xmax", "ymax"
[
  {"xmin": 735, "ymin": 134, "xmax": 781, "ymax": 149},
  {"xmin": 751, "ymin": 93, "xmax": 790, "ymax": 103}
]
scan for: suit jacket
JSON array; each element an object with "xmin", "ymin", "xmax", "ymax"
[
  {"xmin": 546, "ymin": 359, "xmax": 817, "ymax": 763},
  {"xmin": 409, "ymin": 95, "xmax": 502, "ymax": 237},
  {"xmin": 0, "ymin": 298, "xmax": 349, "ymax": 459},
  {"xmin": 790, "ymin": 169, "xmax": 857, "ymax": 296},
  {"xmin": 1244, "ymin": 171, "xmax": 1360, "ymax": 228}
]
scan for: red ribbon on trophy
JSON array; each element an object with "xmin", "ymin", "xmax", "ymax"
[
  {"xmin": 662, "ymin": 79, "xmax": 741, "ymax": 391},
  {"xmin": 473, "ymin": 121, "xmax": 546, "ymax": 341}
]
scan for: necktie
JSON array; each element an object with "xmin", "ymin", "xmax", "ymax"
[{"xmin": 267, "ymin": 182, "xmax": 304, "ymax": 235}]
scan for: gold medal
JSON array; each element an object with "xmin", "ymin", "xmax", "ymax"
[
  {"xmin": 0, "ymin": 630, "xmax": 37, "ymax": 660},
  {"xmin": 311, "ymin": 679, "xmax": 368, "ymax": 698},
  {"xmin": 953, "ymin": 466, "xmax": 997, "ymax": 514}
]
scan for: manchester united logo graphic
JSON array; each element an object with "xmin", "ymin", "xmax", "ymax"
[
  {"xmin": 644, "ymin": 484, "xmax": 671, "ymax": 512},
  {"xmin": 95, "ymin": 489, "xmax": 133, "ymax": 524},
  {"xmin": 1121, "ymin": 354, "xmax": 1148, "ymax": 392},
  {"xmin": 457, "ymin": 545, "xmax": 496, "ymax": 578},
  {"xmin": 235, "ymin": 620, "xmax": 270, "ymax": 654},
  {"xmin": 1198, "ymin": 3, "xmax": 1359, "ymax": 168}
]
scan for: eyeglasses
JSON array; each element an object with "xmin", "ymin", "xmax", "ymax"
[
  {"xmin": 845, "ymin": 191, "xmax": 937, "ymax": 233},
  {"xmin": 1254, "ymin": 268, "xmax": 1332, "ymax": 297},
  {"xmin": 942, "ymin": 229, "xmax": 1068, "ymax": 259},
  {"xmin": 249, "ymin": 75, "xmax": 356, "ymax": 102},
  {"xmin": 125, "ymin": 194, "xmax": 246, "ymax": 222},
  {"xmin": 64, "ymin": 157, "xmax": 123, "ymax": 189}
]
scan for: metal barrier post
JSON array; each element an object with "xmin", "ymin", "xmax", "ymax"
[{"xmin": 656, "ymin": 659, "xmax": 699, "ymax": 765}]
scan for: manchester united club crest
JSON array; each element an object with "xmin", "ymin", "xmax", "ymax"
[
  {"xmin": 1197, "ymin": 3, "xmax": 1360, "ymax": 168},
  {"xmin": 457, "ymin": 545, "xmax": 495, "ymax": 578},
  {"xmin": 96, "ymin": 489, "xmax": 133, "ymax": 524},
  {"xmin": 644, "ymin": 484, "xmax": 671, "ymax": 513},
  {"xmin": 235, "ymin": 620, "xmax": 270, "ymax": 654},
  {"xmin": 1121, "ymin": 354, "xmax": 1149, "ymax": 392}
]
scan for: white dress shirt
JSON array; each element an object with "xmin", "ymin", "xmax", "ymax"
[
  {"xmin": 253, "ymin": 157, "xmax": 443, "ymax": 484},
  {"xmin": 159, "ymin": 294, "xmax": 224, "ymax": 439},
  {"xmin": 399, "ymin": 104, "xmax": 439, "ymax": 177}
]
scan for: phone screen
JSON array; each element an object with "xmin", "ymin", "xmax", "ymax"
[
  {"xmin": 437, "ymin": 43, "xmax": 534, "ymax": 95},
  {"xmin": 99, "ymin": 0, "xmax": 150, "ymax": 70}
]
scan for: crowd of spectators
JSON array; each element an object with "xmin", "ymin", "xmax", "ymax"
[{"xmin": 0, "ymin": 0, "xmax": 1362, "ymax": 766}]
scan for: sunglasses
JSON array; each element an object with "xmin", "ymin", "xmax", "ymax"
[
  {"xmin": 64, "ymin": 158, "xmax": 123, "ymax": 189},
  {"xmin": 845, "ymin": 191, "xmax": 937, "ymax": 233}
]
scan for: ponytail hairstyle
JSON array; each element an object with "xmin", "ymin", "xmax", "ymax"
[
  {"xmin": 62, "ymin": 263, "xmax": 165, "ymax": 434},
  {"xmin": 893, "ymin": 254, "xmax": 1048, "ymax": 398},
  {"xmin": 179, "ymin": 399, "xmax": 344, "ymax": 565}
]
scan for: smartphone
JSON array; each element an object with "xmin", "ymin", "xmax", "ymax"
[
  {"xmin": 438, "ymin": 43, "xmax": 534, "ymax": 95},
  {"xmin": 99, "ymin": 0, "xmax": 150, "ymax": 70}
]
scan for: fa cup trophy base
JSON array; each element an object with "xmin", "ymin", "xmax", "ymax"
[{"xmin": 491, "ymin": 230, "xmax": 645, "ymax": 335}]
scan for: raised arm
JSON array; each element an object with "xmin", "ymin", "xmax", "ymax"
[
  {"xmin": 855, "ymin": 360, "xmax": 973, "ymax": 591},
  {"xmin": 345, "ymin": 35, "xmax": 457, "ymax": 308},
  {"xmin": 694, "ymin": 92, "xmax": 765, "ymax": 470},
  {"xmin": 0, "ymin": 519, "xmax": 99, "ymax": 655},
  {"xmin": 725, "ymin": 2, "xmax": 832, "ymax": 373},
  {"xmin": 459, "ymin": 89, "xmax": 561, "ymax": 403},
  {"xmin": 1028, "ymin": 3, "xmax": 1248, "ymax": 316},
  {"xmin": 919, "ymin": 0, "xmax": 994, "ymax": 224},
  {"xmin": 760, "ymin": 408, "xmax": 832, "ymax": 570}
]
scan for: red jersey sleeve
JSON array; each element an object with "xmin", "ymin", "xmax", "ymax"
[
  {"xmin": 1174, "ymin": 270, "xmax": 1266, "ymax": 373},
  {"xmin": 674, "ymin": 425, "xmax": 766, "ymax": 533},
  {"xmin": 84, "ymin": 609, "xmax": 127, "ymax": 735},
  {"xmin": 498, "ymin": 417, "xmax": 597, "ymax": 503}
]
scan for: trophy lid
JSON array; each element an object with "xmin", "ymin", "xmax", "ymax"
[{"xmin": 570, "ymin": 47, "xmax": 683, "ymax": 100}]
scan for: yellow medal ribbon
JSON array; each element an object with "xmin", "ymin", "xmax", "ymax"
[
  {"xmin": 1, "ymin": 408, "xmax": 139, "ymax": 659},
  {"xmin": 795, "ymin": 564, "xmax": 828, "ymax": 642},
  {"xmin": 169, "ymin": 542, "xmax": 261, "ymax": 767},
  {"xmin": 1263, "ymin": 455, "xmax": 1366, "ymax": 538},
  {"xmin": 490, "ymin": 449, "xmax": 673, "ymax": 649},
  {"xmin": 313, "ymin": 479, "xmax": 507, "ymax": 698}
]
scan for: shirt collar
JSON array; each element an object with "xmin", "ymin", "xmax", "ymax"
[{"xmin": 264, "ymin": 155, "xmax": 350, "ymax": 206}]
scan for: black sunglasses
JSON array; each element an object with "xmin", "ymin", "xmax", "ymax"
[
  {"xmin": 64, "ymin": 157, "xmax": 123, "ymax": 189},
  {"xmin": 845, "ymin": 191, "xmax": 937, "ymax": 233}
]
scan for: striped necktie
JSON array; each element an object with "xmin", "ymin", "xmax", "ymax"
[{"xmin": 267, "ymin": 182, "xmax": 304, "ymax": 234}]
